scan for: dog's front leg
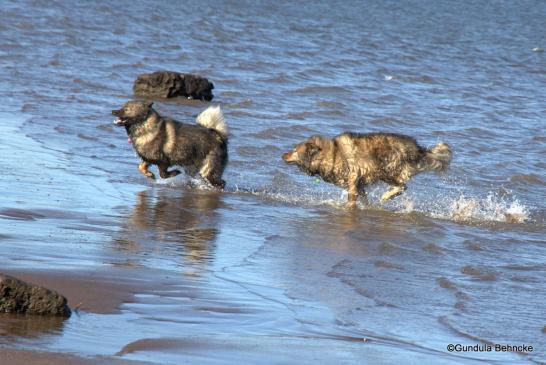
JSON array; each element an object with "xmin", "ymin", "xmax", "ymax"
[
  {"xmin": 138, "ymin": 161, "xmax": 155, "ymax": 179},
  {"xmin": 346, "ymin": 175, "xmax": 360, "ymax": 208},
  {"xmin": 347, "ymin": 193, "xmax": 358, "ymax": 208},
  {"xmin": 158, "ymin": 163, "xmax": 181, "ymax": 179}
]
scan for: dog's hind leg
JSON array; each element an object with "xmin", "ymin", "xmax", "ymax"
[
  {"xmin": 158, "ymin": 163, "xmax": 181, "ymax": 179},
  {"xmin": 199, "ymin": 151, "xmax": 226, "ymax": 189},
  {"xmin": 380, "ymin": 167, "xmax": 413, "ymax": 204},
  {"xmin": 139, "ymin": 161, "xmax": 156, "ymax": 179},
  {"xmin": 357, "ymin": 180, "xmax": 370, "ymax": 206},
  {"xmin": 380, "ymin": 185, "xmax": 407, "ymax": 204},
  {"xmin": 346, "ymin": 174, "xmax": 361, "ymax": 208}
]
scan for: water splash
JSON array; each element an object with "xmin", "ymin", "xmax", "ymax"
[
  {"xmin": 239, "ymin": 180, "xmax": 531, "ymax": 224},
  {"xmin": 152, "ymin": 172, "xmax": 531, "ymax": 224},
  {"xmin": 153, "ymin": 174, "xmax": 217, "ymax": 191},
  {"xmin": 232, "ymin": 183, "xmax": 346, "ymax": 209},
  {"xmin": 395, "ymin": 191, "xmax": 530, "ymax": 224}
]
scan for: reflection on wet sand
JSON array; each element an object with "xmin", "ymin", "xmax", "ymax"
[
  {"xmin": 0, "ymin": 314, "xmax": 65, "ymax": 343},
  {"xmin": 296, "ymin": 207, "xmax": 428, "ymax": 254},
  {"xmin": 115, "ymin": 188, "xmax": 223, "ymax": 274}
]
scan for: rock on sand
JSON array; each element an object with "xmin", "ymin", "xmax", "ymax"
[{"xmin": 0, "ymin": 274, "xmax": 71, "ymax": 317}]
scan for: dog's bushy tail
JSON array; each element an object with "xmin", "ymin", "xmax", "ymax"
[
  {"xmin": 419, "ymin": 142, "xmax": 452, "ymax": 172},
  {"xmin": 196, "ymin": 105, "xmax": 228, "ymax": 139}
]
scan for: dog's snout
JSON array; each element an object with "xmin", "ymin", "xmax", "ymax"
[
  {"xmin": 282, "ymin": 151, "xmax": 296, "ymax": 163},
  {"xmin": 112, "ymin": 109, "xmax": 126, "ymax": 126}
]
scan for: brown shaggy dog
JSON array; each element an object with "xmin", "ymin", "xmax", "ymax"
[
  {"xmin": 112, "ymin": 101, "xmax": 228, "ymax": 188},
  {"xmin": 282, "ymin": 132, "xmax": 451, "ymax": 206}
]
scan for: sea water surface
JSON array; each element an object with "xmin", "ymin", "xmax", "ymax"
[{"xmin": 0, "ymin": 0, "xmax": 545, "ymax": 364}]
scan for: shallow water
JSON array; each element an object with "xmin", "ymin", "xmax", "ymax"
[{"xmin": 0, "ymin": 0, "xmax": 545, "ymax": 364}]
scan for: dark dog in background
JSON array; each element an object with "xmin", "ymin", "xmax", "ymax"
[
  {"xmin": 282, "ymin": 132, "xmax": 451, "ymax": 206},
  {"xmin": 112, "ymin": 101, "xmax": 228, "ymax": 188}
]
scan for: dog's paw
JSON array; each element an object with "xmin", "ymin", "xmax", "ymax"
[{"xmin": 346, "ymin": 201, "xmax": 357, "ymax": 209}]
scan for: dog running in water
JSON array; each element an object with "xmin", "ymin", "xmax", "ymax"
[
  {"xmin": 112, "ymin": 101, "xmax": 228, "ymax": 188},
  {"xmin": 282, "ymin": 132, "xmax": 452, "ymax": 206}
]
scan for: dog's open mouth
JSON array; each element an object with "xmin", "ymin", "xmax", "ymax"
[
  {"xmin": 112, "ymin": 109, "xmax": 126, "ymax": 126},
  {"xmin": 113, "ymin": 117, "xmax": 126, "ymax": 126}
]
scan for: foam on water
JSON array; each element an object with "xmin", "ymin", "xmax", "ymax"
[
  {"xmin": 153, "ymin": 174, "xmax": 219, "ymax": 191},
  {"xmin": 153, "ymin": 168, "xmax": 532, "ymax": 224},
  {"xmin": 148, "ymin": 168, "xmax": 532, "ymax": 225},
  {"xmin": 232, "ymin": 183, "xmax": 347, "ymax": 209},
  {"xmin": 394, "ymin": 191, "xmax": 530, "ymax": 224},
  {"xmin": 450, "ymin": 193, "xmax": 527, "ymax": 223},
  {"xmin": 229, "ymin": 177, "xmax": 532, "ymax": 224}
]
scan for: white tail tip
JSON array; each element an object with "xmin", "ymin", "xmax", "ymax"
[{"xmin": 196, "ymin": 105, "xmax": 228, "ymax": 138}]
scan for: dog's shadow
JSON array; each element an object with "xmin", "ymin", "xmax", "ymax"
[{"xmin": 115, "ymin": 188, "xmax": 223, "ymax": 273}]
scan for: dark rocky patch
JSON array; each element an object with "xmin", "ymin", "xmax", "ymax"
[
  {"xmin": 133, "ymin": 71, "xmax": 214, "ymax": 101},
  {"xmin": 0, "ymin": 274, "xmax": 71, "ymax": 317}
]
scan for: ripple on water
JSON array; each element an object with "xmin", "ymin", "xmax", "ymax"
[
  {"xmin": 460, "ymin": 265, "xmax": 498, "ymax": 281},
  {"xmin": 436, "ymin": 277, "xmax": 457, "ymax": 290},
  {"xmin": 314, "ymin": 100, "xmax": 346, "ymax": 109},
  {"xmin": 290, "ymin": 85, "xmax": 349, "ymax": 95},
  {"xmin": 236, "ymin": 145, "xmax": 282, "ymax": 157},
  {"xmin": 508, "ymin": 173, "xmax": 544, "ymax": 186},
  {"xmin": 531, "ymin": 135, "xmax": 546, "ymax": 143},
  {"xmin": 422, "ymin": 243, "xmax": 444, "ymax": 254},
  {"xmin": 378, "ymin": 242, "xmax": 405, "ymax": 256},
  {"xmin": 285, "ymin": 111, "xmax": 313, "ymax": 120},
  {"xmin": 248, "ymin": 125, "xmax": 315, "ymax": 140},
  {"xmin": 368, "ymin": 117, "xmax": 415, "ymax": 127},
  {"xmin": 374, "ymin": 260, "xmax": 404, "ymax": 270},
  {"xmin": 463, "ymin": 240, "xmax": 483, "ymax": 251},
  {"xmin": 0, "ymin": 208, "xmax": 45, "ymax": 221}
]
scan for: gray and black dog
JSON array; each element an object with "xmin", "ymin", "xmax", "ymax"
[{"xmin": 113, "ymin": 101, "xmax": 228, "ymax": 188}]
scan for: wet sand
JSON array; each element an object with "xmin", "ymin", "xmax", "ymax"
[
  {"xmin": 0, "ymin": 268, "xmax": 172, "ymax": 315},
  {"xmin": 0, "ymin": 267, "xmax": 179, "ymax": 365},
  {"xmin": 0, "ymin": 348, "xmax": 154, "ymax": 365}
]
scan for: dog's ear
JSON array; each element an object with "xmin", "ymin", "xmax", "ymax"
[
  {"xmin": 147, "ymin": 101, "xmax": 154, "ymax": 108},
  {"xmin": 305, "ymin": 141, "xmax": 322, "ymax": 156}
]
